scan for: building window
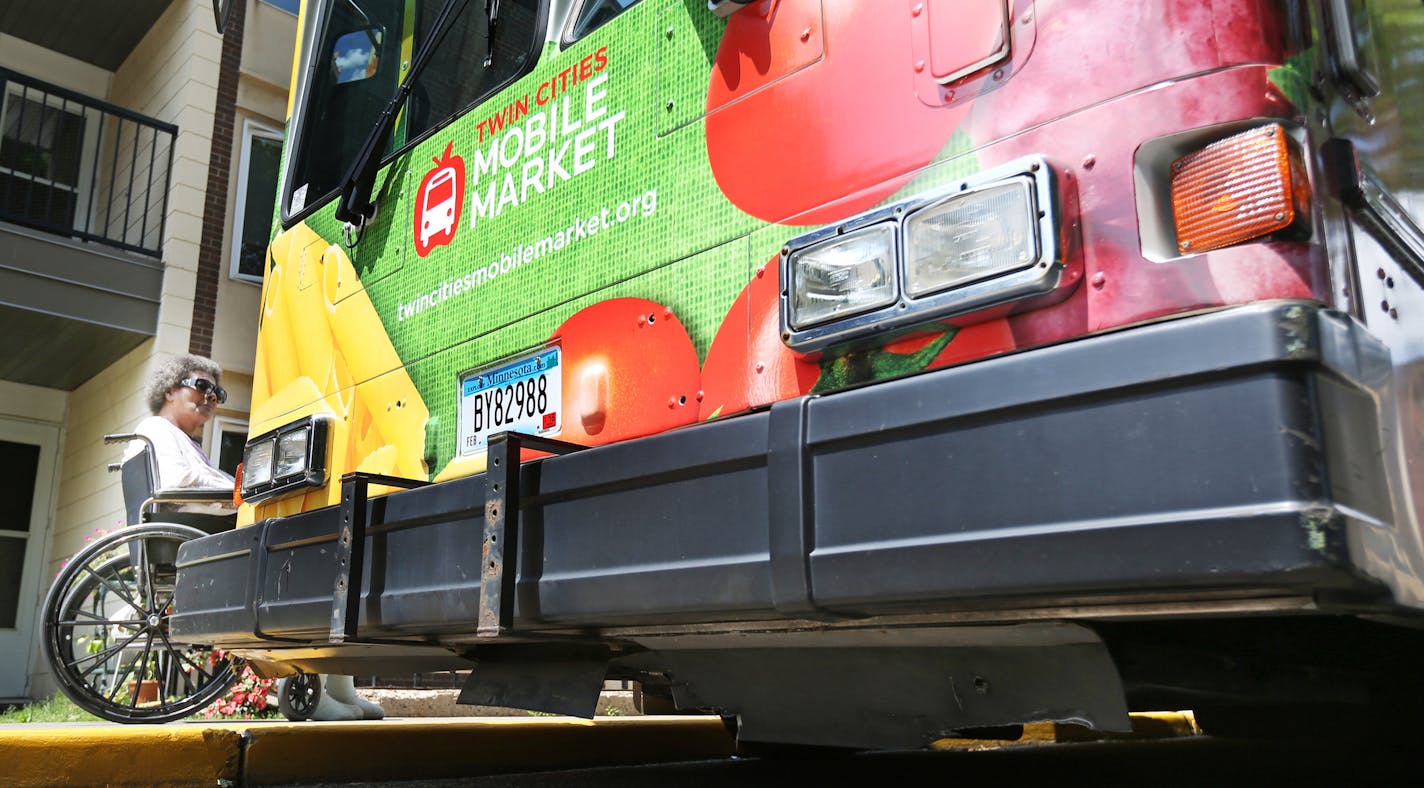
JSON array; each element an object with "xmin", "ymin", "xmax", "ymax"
[
  {"xmin": 231, "ymin": 120, "xmax": 283, "ymax": 283},
  {"xmin": 0, "ymin": 438, "xmax": 40, "ymax": 629},
  {"xmin": 0, "ymin": 92, "xmax": 87, "ymax": 231},
  {"xmin": 260, "ymin": 0, "xmax": 301, "ymax": 14},
  {"xmin": 208, "ymin": 417, "xmax": 248, "ymax": 478}
]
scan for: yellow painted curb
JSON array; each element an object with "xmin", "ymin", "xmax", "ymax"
[
  {"xmin": 0, "ymin": 717, "xmax": 735, "ymax": 787},
  {"xmin": 930, "ymin": 711, "xmax": 1202, "ymax": 750},
  {"xmin": 0, "ymin": 726, "xmax": 242, "ymax": 787},
  {"xmin": 241, "ymin": 717, "xmax": 736, "ymax": 785}
]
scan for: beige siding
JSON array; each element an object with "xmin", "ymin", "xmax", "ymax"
[
  {"xmin": 244, "ymin": 0, "xmax": 301, "ymax": 94},
  {"xmin": 212, "ymin": 272, "xmax": 263, "ymax": 375},
  {"xmin": 0, "ymin": 380, "xmax": 67, "ymax": 424},
  {"xmin": 214, "ymin": 103, "xmax": 264, "ymax": 376},
  {"xmin": 0, "ymin": 33, "xmax": 112, "ymax": 96},
  {"xmin": 215, "ymin": 1, "xmax": 299, "ymax": 378},
  {"xmin": 237, "ymin": 70, "xmax": 291, "ymax": 122}
]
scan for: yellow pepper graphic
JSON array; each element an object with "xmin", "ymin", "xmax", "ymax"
[{"xmin": 243, "ymin": 223, "xmax": 429, "ymax": 525}]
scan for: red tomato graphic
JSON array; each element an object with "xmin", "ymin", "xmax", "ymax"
[
  {"xmin": 413, "ymin": 141, "xmax": 465, "ymax": 257},
  {"xmin": 699, "ymin": 258, "xmax": 818, "ymax": 421},
  {"xmin": 700, "ymin": 257, "xmax": 1019, "ymax": 421},
  {"xmin": 929, "ymin": 318, "xmax": 1016, "ymax": 366},
  {"xmin": 549, "ymin": 298, "xmax": 702, "ymax": 446},
  {"xmin": 706, "ymin": 0, "xmax": 980, "ymax": 225}
]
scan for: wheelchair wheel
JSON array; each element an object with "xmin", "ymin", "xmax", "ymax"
[
  {"xmin": 41, "ymin": 524, "xmax": 240, "ymax": 723},
  {"xmin": 277, "ymin": 672, "xmax": 322, "ymax": 721}
]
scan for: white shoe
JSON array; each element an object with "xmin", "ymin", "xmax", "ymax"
[
  {"xmin": 319, "ymin": 674, "xmax": 385, "ymax": 720},
  {"xmin": 310, "ymin": 691, "xmax": 363, "ymax": 721},
  {"xmin": 352, "ymin": 695, "xmax": 385, "ymax": 720}
]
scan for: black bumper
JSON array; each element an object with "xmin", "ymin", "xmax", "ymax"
[{"xmin": 172, "ymin": 302, "xmax": 1400, "ymax": 649}]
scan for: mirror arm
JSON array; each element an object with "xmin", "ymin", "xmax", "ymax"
[
  {"xmin": 340, "ymin": 0, "xmax": 384, "ymax": 52},
  {"xmin": 484, "ymin": 0, "xmax": 501, "ymax": 67},
  {"xmin": 334, "ymin": 0, "xmax": 472, "ymax": 227}
]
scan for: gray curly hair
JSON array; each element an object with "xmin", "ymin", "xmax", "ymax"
[{"xmin": 146, "ymin": 354, "xmax": 223, "ymax": 414}]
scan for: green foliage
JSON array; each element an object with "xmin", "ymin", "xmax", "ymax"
[
  {"xmin": 0, "ymin": 693, "xmax": 92, "ymax": 724},
  {"xmin": 196, "ymin": 650, "xmax": 280, "ymax": 720}
]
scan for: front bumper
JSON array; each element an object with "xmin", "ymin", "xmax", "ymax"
[{"xmin": 173, "ymin": 302, "xmax": 1403, "ymax": 652}]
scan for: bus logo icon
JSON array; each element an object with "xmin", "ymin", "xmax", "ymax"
[{"xmin": 413, "ymin": 141, "xmax": 465, "ymax": 257}]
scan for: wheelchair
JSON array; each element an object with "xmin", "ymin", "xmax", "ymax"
[{"xmin": 39, "ymin": 434, "xmax": 242, "ymax": 723}]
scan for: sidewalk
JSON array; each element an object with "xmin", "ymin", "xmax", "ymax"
[{"xmin": 360, "ymin": 688, "xmax": 642, "ymax": 718}]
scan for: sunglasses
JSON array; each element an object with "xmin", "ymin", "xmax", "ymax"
[{"xmin": 179, "ymin": 377, "xmax": 228, "ymax": 404}]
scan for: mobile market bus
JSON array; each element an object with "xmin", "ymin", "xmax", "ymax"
[{"xmin": 172, "ymin": 0, "xmax": 1424, "ymax": 747}]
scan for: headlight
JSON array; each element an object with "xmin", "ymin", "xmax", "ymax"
[
  {"xmin": 275, "ymin": 430, "xmax": 310, "ymax": 478},
  {"xmin": 904, "ymin": 177, "xmax": 1038, "ymax": 297},
  {"xmin": 244, "ymin": 439, "xmax": 275, "ymax": 486},
  {"xmin": 780, "ymin": 155, "xmax": 1072, "ymax": 354},
  {"xmin": 788, "ymin": 224, "xmax": 897, "ymax": 329},
  {"xmin": 240, "ymin": 415, "xmax": 331, "ymax": 502}
]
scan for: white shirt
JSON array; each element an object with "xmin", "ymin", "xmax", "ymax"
[{"xmin": 127, "ymin": 415, "xmax": 236, "ymax": 513}]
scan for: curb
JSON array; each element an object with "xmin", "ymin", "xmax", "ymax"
[
  {"xmin": 0, "ymin": 725, "xmax": 244, "ymax": 787},
  {"xmin": 0, "ymin": 716, "xmax": 735, "ymax": 787}
]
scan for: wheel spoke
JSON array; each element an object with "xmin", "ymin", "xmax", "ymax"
[
  {"xmin": 174, "ymin": 658, "xmax": 200, "ymax": 696},
  {"xmin": 104, "ymin": 638, "xmax": 144, "ymax": 704},
  {"xmin": 80, "ymin": 562, "xmax": 143, "ymax": 615},
  {"xmin": 55, "ymin": 615, "xmax": 145, "ymax": 628},
  {"xmin": 154, "ymin": 588, "xmax": 177, "ymax": 620},
  {"xmin": 182, "ymin": 646, "xmax": 220, "ymax": 683},
  {"xmin": 156, "ymin": 629, "xmax": 215, "ymax": 691},
  {"xmin": 70, "ymin": 627, "xmax": 145, "ymax": 678},
  {"xmin": 138, "ymin": 540, "xmax": 160, "ymax": 617},
  {"xmin": 154, "ymin": 651, "xmax": 179, "ymax": 707},
  {"xmin": 128, "ymin": 632, "xmax": 157, "ymax": 709},
  {"xmin": 184, "ymin": 653, "xmax": 219, "ymax": 685}
]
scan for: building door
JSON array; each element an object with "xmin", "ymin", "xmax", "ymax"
[{"xmin": 0, "ymin": 418, "xmax": 58, "ymax": 699}]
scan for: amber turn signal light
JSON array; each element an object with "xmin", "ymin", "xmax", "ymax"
[{"xmin": 1170, "ymin": 124, "xmax": 1306, "ymax": 254}]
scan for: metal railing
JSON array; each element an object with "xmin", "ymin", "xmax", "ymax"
[{"xmin": 0, "ymin": 67, "xmax": 177, "ymax": 258}]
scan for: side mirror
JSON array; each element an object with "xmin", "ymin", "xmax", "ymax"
[
  {"xmin": 213, "ymin": 0, "xmax": 235, "ymax": 33},
  {"xmin": 331, "ymin": 27, "xmax": 386, "ymax": 84}
]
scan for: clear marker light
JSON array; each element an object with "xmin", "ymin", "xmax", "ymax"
[
  {"xmin": 244, "ymin": 439, "xmax": 275, "ymax": 487},
  {"xmin": 904, "ymin": 178, "xmax": 1038, "ymax": 297},
  {"xmin": 274, "ymin": 430, "xmax": 309, "ymax": 478},
  {"xmin": 789, "ymin": 224, "xmax": 898, "ymax": 329}
]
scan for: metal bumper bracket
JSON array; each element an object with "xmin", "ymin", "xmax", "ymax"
[
  {"xmin": 330, "ymin": 472, "xmax": 429, "ymax": 643},
  {"xmin": 478, "ymin": 432, "xmax": 585, "ymax": 637}
]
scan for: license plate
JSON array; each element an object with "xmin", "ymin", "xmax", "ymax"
[{"xmin": 458, "ymin": 347, "xmax": 561, "ymax": 455}]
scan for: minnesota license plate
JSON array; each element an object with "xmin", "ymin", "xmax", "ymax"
[{"xmin": 458, "ymin": 347, "xmax": 561, "ymax": 455}]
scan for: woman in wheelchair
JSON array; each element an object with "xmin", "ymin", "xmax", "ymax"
[
  {"xmin": 42, "ymin": 354, "xmax": 381, "ymax": 722},
  {"xmin": 129, "ymin": 354, "xmax": 236, "ymax": 517},
  {"xmin": 132, "ymin": 353, "xmax": 237, "ymax": 507}
]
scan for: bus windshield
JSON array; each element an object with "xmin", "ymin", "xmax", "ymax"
[{"xmin": 284, "ymin": 0, "xmax": 541, "ymax": 222}]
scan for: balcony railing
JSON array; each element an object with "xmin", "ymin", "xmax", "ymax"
[{"xmin": 0, "ymin": 67, "xmax": 176, "ymax": 258}]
